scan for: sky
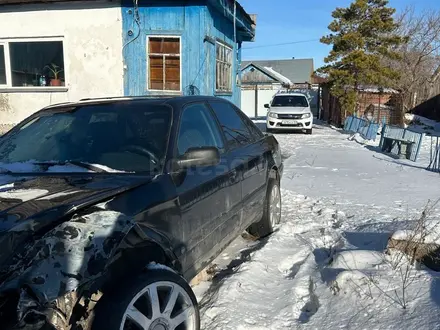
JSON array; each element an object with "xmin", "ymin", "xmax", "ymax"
[{"xmin": 239, "ymin": 0, "xmax": 440, "ymax": 69}]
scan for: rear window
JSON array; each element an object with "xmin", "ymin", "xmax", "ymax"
[{"xmin": 271, "ymin": 95, "xmax": 309, "ymax": 107}]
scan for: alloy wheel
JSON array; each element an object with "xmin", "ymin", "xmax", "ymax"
[
  {"xmin": 120, "ymin": 281, "xmax": 197, "ymax": 330},
  {"xmin": 269, "ymin": 183, "xmax": 281, "ymax": 228}
]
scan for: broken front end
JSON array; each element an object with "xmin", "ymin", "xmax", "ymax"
[{"xmin": 0, "ymin": 204, "xmax": 134, "ymax": 330}]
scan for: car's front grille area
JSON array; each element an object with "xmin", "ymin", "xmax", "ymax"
[
  {"xmin": 278, "ymin": 123, "xmax": 303, "ymax": 127},
  {"xmin": 278, "ymin": 114, "xmax": 303, "ymax": 119}
]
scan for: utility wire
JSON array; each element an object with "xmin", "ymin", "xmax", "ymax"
[{"xmin": 243, "ymin": 39, "xmax": 320, "ymax": 50}]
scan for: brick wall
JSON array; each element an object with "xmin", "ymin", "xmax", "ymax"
[{"xmin": 320, "ymin": 86, "xmax": 400, "ymax": 126}]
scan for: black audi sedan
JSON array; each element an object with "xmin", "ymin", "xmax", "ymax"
[{"xmin": 0, "ymin": 96, "xmax": 283, "ymax": 330}]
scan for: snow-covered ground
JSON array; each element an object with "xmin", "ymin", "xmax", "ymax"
[{"xmin": 193, "ymin": 121, "xmax": 440, "ymax": 330}]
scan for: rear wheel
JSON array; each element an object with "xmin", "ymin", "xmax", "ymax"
[
  {"xmin": 246, "ymin": 178, "xmax": 282, "ymax": 238},
  {"xmin": 91, "ymin": 268, "xmax": 200, "ymax": 330}
]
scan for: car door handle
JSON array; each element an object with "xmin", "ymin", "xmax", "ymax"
[{"xmin": 229, "ymin": 169, "xmax": 238, "ymax": 183}]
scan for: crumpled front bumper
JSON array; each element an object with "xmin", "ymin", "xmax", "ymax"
[{"xmin": 0, "ymin": 288, "xmax": 77, "ymax": 330}]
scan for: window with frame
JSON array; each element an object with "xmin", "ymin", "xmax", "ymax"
[
  {"xmin": 148, "ymin": 37, "xmax": 180, "ymax": 91},
  {"xmin": 216, "ymin": 41, "xmax": 233, "ymax": 93},
  {"xmin": 0, "ymin": 40, "xmax": 65, "ymax": 88}
]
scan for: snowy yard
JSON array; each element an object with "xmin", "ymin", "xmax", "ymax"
[{"xmin": 193, "ymin": 121, "xmax": 440, "ymax": 330}]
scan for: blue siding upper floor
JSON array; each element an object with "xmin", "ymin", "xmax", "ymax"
[{"xmin": 121, "ymin": 0, "xmax": 246, "ymax": 106}]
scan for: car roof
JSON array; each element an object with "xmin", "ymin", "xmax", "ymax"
[
  {"xmin": 274, "ymin": 92, "xmax": 307, "ymax": 97},
  {"xmin": 41, "ymin": 95, "xmax": 229, "ymax": 113}
]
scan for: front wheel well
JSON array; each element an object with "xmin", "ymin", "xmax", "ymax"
[
  {"xmin": 69, "ymin": 241, "xmax": 178, "ymax": 329},
  {"xmin": 102, "ymin": 241, "xmax": 176, "ymax": 291}
]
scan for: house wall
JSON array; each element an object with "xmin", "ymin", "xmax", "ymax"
[
  {"xmin": 241, "ymin": 84, "xmax": 282, "ymax": 118},
  {"xmin": 241, "ymin": 65, "xmax": 277, "ymax": 84},
  {"xmin": 0, "ymin": 1, "xmax": 124, "ymax": 126},
  {"xmin": 121, "ymin": 0, "xmax": 242, "ymax": 106}
]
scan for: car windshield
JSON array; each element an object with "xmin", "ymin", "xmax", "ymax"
[
  {"xmin": 0, "ymin": 103, "xmax": 172, "ymax": 173},
  {"xmin": 272, "ymin": 95, "xmax": 308, "ymax": 107}
]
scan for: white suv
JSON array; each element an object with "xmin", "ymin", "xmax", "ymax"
[{"xmin": 265, "ymin": 92, "xmax": 313, "ymax": 134}]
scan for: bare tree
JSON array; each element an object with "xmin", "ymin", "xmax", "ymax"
[{"xmin": 389, "ymin": 6, "xmax": 440, "ymax": 110}]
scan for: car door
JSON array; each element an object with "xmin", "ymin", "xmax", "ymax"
[
  {"xmin": 209, "ymin": 100, "xmax": 267, "ymax": 231},
  {"xmin": 174, "ymin": 102, "xmax": 237, "ymax": 278}
]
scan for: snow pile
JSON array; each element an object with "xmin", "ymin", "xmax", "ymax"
[
  {"xmin": 405, "ymin": 113, "xmax": 440, "ymax": 132},
  {"xmin": 347, "ymin": 132, "xmax": 368, "ymax": 144},
  {"xmin": 331, "ymin": 250, "xmax": 384, "ymax": 269},
  {"xmin": 390, "ymin": 219, "xmax": 440, "ymax": 245}
]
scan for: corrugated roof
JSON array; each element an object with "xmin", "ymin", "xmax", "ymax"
[{"xmin": 241, "ymin": 58, "xmax": 314, "ymax": 84}]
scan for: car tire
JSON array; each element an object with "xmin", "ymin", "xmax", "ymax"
[
  {"xmin": 91, "ymin": 267, "xmax": 200, "ymax": 330},
  {"xmin": 306, "ymin": 129, "xmax": 312, "ymax": 135},
  {"xmin": 246, "ymin": 177, "xmax": 282, "ymax": 238}
]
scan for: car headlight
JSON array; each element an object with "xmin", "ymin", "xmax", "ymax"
[
  {"xmin": 302, "ymin": 113, "xmax": 312, "ymax": 119},
  {"xmin": 268, "ymin": 112, "xmax": 278, "ymax": 118}
]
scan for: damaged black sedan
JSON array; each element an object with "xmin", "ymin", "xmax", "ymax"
[{"xmin": 0, "ymin": 96, "xmax": 283, "ymax": 330}]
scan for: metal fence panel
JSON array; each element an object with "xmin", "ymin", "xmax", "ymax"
[
  {"xmin": 380, "ymin": 125, "xmax": 425, "ymax": 162},
  {"xmin": 343, "ymin": 116, "xmax": 380, "ymax": 141},
  {"xmin": 344, "ymin": 116, "xmax": 353, "ymax": 131},
  {"xmin": 427, "ymin": 134, "xmax": 440, "ymax": 172}
]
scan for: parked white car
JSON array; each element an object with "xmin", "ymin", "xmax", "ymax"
[{"xmin": 265, "ymin": 92, "xmax": 313, "ymax": 134}]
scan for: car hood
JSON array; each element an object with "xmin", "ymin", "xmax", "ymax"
[
  {"xmin": 0, "ymin": 173, "xmax": 152, "ymax": 271},
  {"xmin": 0, "ymin": 174, "xmax": 152, "ymax": 224},
  {"xmin": 269, "ymin": 106, "xmax": 310, "ymax": 114}
]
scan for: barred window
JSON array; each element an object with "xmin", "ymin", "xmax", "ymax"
[
  {"xmin": 216, "ymin": 41, "xmax": 232, "ymax": 93},
  {"xmin": 148, "ymin": 37, "xmax": 180, "ymax": 91}
]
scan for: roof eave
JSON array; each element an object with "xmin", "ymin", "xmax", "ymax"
[{"xmin": 208, "ymin": 0, "xmax": 255, "ymax": 42}]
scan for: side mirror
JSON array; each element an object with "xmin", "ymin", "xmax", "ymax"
[
  {"xmin": 176, "ymin": 147, "xmax": 220, "ymax": 169},
  {"xmin": 264, "ymin": 104, "xmax": 270, "ymax": 109}
]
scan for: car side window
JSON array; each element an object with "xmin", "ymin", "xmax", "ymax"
[
  {"xmin": 209, "ymin": 101, "xmax": 254, "ymax": 149},
  {"xmin": 235, "ymin": 108, "xmax": 264, "ymax": 140},
  {"xmin": 177, "ymin": 103, "xmax": 225, "ymax": 156}
]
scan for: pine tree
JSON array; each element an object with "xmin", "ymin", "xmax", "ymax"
[{"xmin": 318, "ymin": 0, "xmax": 403, "ymax": 117}]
